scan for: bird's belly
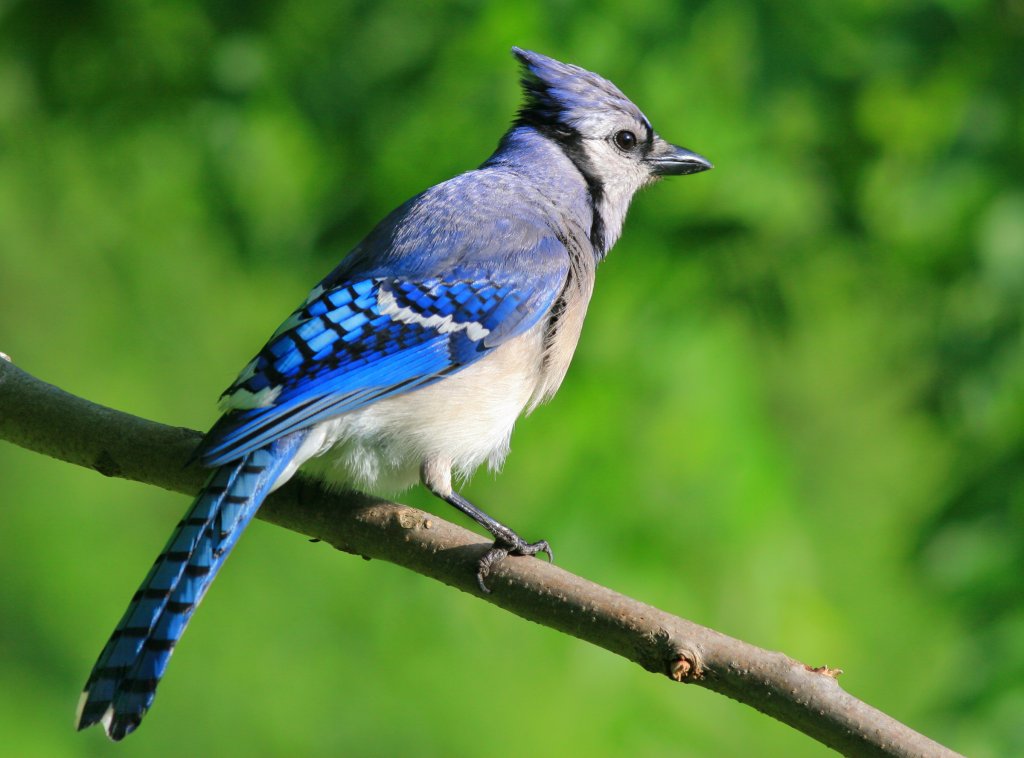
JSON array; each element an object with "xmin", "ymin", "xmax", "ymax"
[{"xmin": 301, "ymin": 326, "xmax": 545, "ymax": 494}]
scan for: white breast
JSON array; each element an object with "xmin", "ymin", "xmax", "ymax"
[{"xmin": 295, "ymin": 322, "xmax": 549, "ymax": 494}]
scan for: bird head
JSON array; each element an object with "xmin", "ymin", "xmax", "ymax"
[{"xmin": 511, "ymin": 47, "xmax": 711, "ymax": 252}]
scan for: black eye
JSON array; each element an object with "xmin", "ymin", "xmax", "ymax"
[{"xmin": 614, "ymin": 130, "xmax": 638, "ymax": 151}]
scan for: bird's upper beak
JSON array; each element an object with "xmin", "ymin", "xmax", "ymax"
[{"xmin": 646, "ymin": 138, "xmax": 713, "ymax": 176}]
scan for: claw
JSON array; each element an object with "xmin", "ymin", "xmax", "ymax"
[
  {"xmin": 476, "ymin": 545, "xmax": 509, "ymax": 593},
  {"xmin": 475, "ymin": 538, "xmax": 554, "ymax": 593},
  {"xmin": 530, "ymin": 540, "xmax": 554, "ymax": 564}
]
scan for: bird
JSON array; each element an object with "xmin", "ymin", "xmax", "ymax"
[{"xmin": 74, "ymin": 47, "xmax": 712, "ymax": 740}]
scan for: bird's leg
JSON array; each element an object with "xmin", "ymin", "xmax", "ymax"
[
  {"xmin": 421, "ymin": 459, "xmax": 552, "ymax": 593},
  {"xmin": 444, "ymin": 490, "xmax": 553, "ymax": 591}
]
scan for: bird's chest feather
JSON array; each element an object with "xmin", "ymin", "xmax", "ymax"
[{"xmin": 528, "ymin": 237, "xmax": 597, "ymax": 410}]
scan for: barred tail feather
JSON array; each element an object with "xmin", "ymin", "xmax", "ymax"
[{"xmin": 75, "ymin": 431, "xmax": 306, "ymax": 740}]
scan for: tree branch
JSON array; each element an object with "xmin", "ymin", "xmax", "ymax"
[{"xmin": 0, "ymin": 356, "xmax": 961, "ymax": 758}]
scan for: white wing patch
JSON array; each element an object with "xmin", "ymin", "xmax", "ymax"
[
  {"xmin": 266, "ymin": 284, "xmax": 326, "ymax": 341},
  {"xmin": 377, "ymin": 287, "xmax": 491, "ymax": 341},
  {"xmin": 269, "ymin": 311, "xmax": 305, "ymax": 339},
  {"xmin": 304, "ymin": 283, "xmax": 326, "ymax": 305},
  {"xmin": 219, "ymin": 384, "xmax": 282, "ymax": 411},
  {"xmin": 74, "ymin": 690, "xmax": 89, "ymax": 727},
  {"xmin": 234, "ymin": 358, "xmax": 258, "ymax": 384},
  {"xmin": 100, "ymin": 704, "xmax": 116, "ymax": 735}
]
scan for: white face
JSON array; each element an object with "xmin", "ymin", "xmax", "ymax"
[{"xmin": 572, "ymin": 109, "xmax": 659, "ymax": 253}]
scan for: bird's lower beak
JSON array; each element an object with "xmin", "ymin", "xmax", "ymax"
[{"xmin": 647, "ymin": 140, "xmax": 713, "ymax": 176}]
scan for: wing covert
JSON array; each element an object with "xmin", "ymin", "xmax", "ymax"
[{"xmin": 196, "ymin": 253, "xmax": 568, "ymax": 466}]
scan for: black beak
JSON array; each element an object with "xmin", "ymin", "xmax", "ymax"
[{"xmin": 647, "ymin": 139, "xmax": 713, "ymax": 176}]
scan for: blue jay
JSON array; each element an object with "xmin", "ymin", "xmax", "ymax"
[{"xmin": 75, "ymin": 47, "xmax": 711, "ymax": 740}]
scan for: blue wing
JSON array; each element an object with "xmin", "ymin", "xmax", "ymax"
[{"xmin": 196, "ymin": 240, "xmax": 568, "ymax": 467}]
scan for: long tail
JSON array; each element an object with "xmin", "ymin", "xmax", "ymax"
[{"xmin": 75, "ymin": 431, "xmax": 306, "ymax": 740}]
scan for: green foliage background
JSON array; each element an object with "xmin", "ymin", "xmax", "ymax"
[{"xmin": 1, "ymin": 1, "xmax": 1022, "ymax": 755}]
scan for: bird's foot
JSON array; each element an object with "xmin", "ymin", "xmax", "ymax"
[
  {"xmin": 428, "ymin": 487, "xmax": 554, "ymax": 593},
  {"xmin": 476, "ymin": 536, "xmax": 553, "ymax": 593}
]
